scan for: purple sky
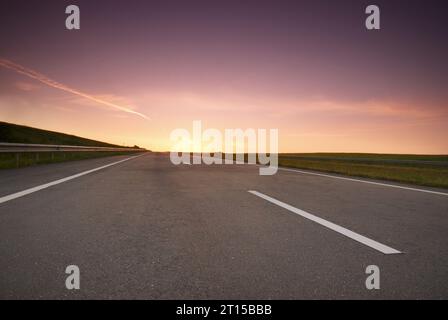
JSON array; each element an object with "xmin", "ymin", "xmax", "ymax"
[{"xmin": 1, "ymin": 0, "xmax": 447, "ymax": 152}]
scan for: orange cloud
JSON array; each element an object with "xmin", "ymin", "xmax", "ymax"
[
  {"xmin": 15, "ymin": 81, "xmax": 41, "ymax": 92},
  {"xmin": 0, "ymin": 57, "xmax": 150, "ymax": 120}
]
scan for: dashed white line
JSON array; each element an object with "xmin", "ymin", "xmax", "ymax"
[
  {"xmin": 0, "ymin": 154, "xmax": 145, "ymax": 205},
  {"xmin": 248, "ymin": 190, "xmax": 402, "ymax": 254}
]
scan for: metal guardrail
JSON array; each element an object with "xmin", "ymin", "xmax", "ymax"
[
  {"xmin": 0, "ymin": 142, "xmax": 146, "ymax": 168},
  {"xmin": 0, "ymin": 142, "xmax": 145, "ymax": 153}
]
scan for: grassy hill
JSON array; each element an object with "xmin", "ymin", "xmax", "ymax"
[
  {"xmin": 0, "ymin": 121, "xmax": 122, "ymax": 147},
  {"xmin": 0, "ymin": 122, "xmax": 143, "ymax": 169}
]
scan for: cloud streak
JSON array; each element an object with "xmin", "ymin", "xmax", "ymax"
[{"xmin": 0, "ymin": 58, "xmax": 150, "ymax": 120}]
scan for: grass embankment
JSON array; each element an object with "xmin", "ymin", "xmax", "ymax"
[
  {"xmin": 0, "ymin": 122, "xmax": 144, "ymax": 169},
  {"xmin": 278, "ymin": 153, "xmax": 448, "ymax": 189},
  {"xmin": 0, "ymin": 121, "xmax": 123, "ymax": 147}
]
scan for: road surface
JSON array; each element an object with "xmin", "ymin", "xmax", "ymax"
[{"xmin": 0, "ymin": 153, "xmax": 447, "ymax": 299}]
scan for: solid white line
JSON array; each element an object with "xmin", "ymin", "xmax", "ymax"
[
  {"xmin": 248, "ymin": 190, "xmax": 401, "ymax": 254},
  {"xmin": 276, "ymin": 166, "xmax": 448, "ymax": 196},
  {"xmin": 0, "ymin": 154, "xmax": 145, "ymax": 205}
]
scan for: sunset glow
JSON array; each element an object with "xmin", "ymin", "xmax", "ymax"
[{"xmin": 1, "ymin": 0, "xmax": 447, "ymax": 153}]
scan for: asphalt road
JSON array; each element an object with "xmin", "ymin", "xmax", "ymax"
[{"xmin": 0, "ymin": 153, "xmax": 447, "ymax": 299}]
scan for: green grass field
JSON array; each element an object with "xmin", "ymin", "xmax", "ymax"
[
  {"xmin": 278, "ymin": 153, "xmax": 448, "ymax": 189},
  {"xmin": 211, "ymin": 153, "xmax": 448, "ymax": 189}
]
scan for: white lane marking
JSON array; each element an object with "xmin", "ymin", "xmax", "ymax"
[
  {"xmin": 275, "ymin": 166, "xmax": 448, "ymax": 196},
  {"xmin": 177, "ymin": 154, "xmax": 447, "ymax": 196},
  {"xmin": 0, "ymin": 154, "xmax": 145, "ymax": 205},
  {"xmin": 248, "ymin": 190, "xmax": 402, "ymax": 254},
  {"xmin": 197, "ymin": 157, "xmax": 448, "ymax": 196}
]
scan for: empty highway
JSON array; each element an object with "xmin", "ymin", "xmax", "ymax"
[{"xmin": 0, "ymin": 153, "xmax": 447, "ymax": 299}]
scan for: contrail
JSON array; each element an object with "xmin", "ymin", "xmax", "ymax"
[{"xmin": 0, "ymin": 58, "xmax": 150, "ymax": 120}]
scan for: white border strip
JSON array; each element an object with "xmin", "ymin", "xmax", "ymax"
[
  {"xmin": 249, "ymin": 190, "xmax": 401, "ymax": 254},
  {"xmin": 0, "ymin": 154, "xmax": 145, "ymax": 205},
  {"xmin": 276, "ymin": 167, "xmax": 448, "ymax": 196}
]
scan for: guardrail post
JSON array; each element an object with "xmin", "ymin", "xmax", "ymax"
[{"xmin": 15, "ymin": 153, "xmax": 20, "ymax": 168}]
